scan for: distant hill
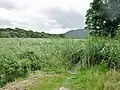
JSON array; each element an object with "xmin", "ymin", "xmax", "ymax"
[
  {"xmin": 65, "ymin": 29, "xmax": 88, "ymax": 38},
  {"xmin": 0, "ymin": 28, "xmax": 65, "ymax": 38}
]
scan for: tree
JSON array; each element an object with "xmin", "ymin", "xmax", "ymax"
[{"xmin": 85, "ymin": 0, "xmax": 120, "ymax": 37}]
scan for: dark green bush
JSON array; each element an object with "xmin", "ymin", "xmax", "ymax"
[{"xmin": 0, "ymin": 58, "xmax": 28, "ymax": 87}]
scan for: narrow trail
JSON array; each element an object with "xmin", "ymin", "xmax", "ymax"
[
  {"xmin": 59, "ymin": 62, "xmax": 81, "ymax": 90},
  {"xmin": 0, "ymin": 71, "xmax": 65, "ymax": 90},
  {"xmin": 0, "ymin": 62, "xmax": 80, "ymax": 90}
]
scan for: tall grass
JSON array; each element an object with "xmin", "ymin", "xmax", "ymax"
[
  {"xmin": 85, "ymin": 36, "xmax": 120, "ymax": 68},
  {"xmin": 1, "ymin": 37, "xmax": 120, "ymax": 87},
  {"xmin": 67, "ymin": 65, "xmax": 120, "ymax": 90},
  {"xmin": 0, "ymin": 38, "xmax": 84, "ymax": 87}
]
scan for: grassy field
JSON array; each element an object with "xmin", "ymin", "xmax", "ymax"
[
  {"xmin": 0, "ymin": 38, "xmax": 84, "ymax": 87},
  {"xmin": 0, "ymin": 37, "xmax": 120, "ymax": 90},
  {"xmin": 26, "ymin": 67, "xmax": 120, "ymax": 90}
]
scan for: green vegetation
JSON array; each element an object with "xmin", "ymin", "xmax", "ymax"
[
  {"xmin": 1, "ymin": 1, "xmax": 120, "ymax": 89},
  {"xmin": 1, "ymin": 37, "xmax": 120, "ymax": 89},
  {"xmin": 67, "ymin": 66, "xmax": 120, "ymax": 90},
  {"xmin": 0, "ymin": 38, "xmax": 84, "ymax": 87},
  {"xmin": 0, "ymin": 27, "xmax": 89, "ymax": 39},
  {"xmin": 85, "ymin": 0, "xmax": 120, "ymax": 37},
  {"xmin": 85, "ymin": 37, "xmax": 120, "ymax": 68},
  {"xmin": 0, "ymin": 28, "xmax": 65, "ymax": 38}
]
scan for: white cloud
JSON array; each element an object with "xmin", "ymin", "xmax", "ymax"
[{"xmin": 0, "ymin": 0, "xmax": 92, "ymax": 34}]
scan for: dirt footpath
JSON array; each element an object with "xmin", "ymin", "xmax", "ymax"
[{"xmin": 0, "ymin": 71, "xmax": 63, "ymax": 90}]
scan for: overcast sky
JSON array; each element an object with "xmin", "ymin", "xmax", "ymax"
[{"xmin": 0, "ymin": 0, "xmax": 92, "ymax": 34}]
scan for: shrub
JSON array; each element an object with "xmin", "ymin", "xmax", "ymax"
[{"xmin": 0, "ymin": 58, "xmax": 28, "ymax": 87}]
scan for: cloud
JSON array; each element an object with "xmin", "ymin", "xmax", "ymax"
[
  {"xmin": 44, "ymin": 8, "xmax": 84, "ymax": 29},
  {"xmin": 0, "ymin": 0, "xmax": 17, "ymax": 10},
  {"xmin": 0, "ymin": 18, "xmax": 12, "ymax": 25},
  {"xmin": 0, "ymin": 0, "xmax": 92, "ymax": 34}
]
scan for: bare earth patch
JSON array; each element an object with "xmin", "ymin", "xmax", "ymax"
[
  {"xmin": 59, "ymin": 87, "xmax": 69, "ymax": 90},
  {"xmin": 0, "ymin": 71, "xmax": 65, "ymax": 90}
]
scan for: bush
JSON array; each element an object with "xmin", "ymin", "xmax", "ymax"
[{"xmin": 0, "ymin": 58, "xmax": 28, "ymax": 87}]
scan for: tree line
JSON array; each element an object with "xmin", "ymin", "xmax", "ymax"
[{"xmin": 0, "ymin": 28, "xmax": 65, "ymax": 38}]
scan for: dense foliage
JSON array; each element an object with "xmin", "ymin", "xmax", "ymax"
[
  {"xmin": 1, "ymin": 38, "xmax": 120, "ymax": 87},
  {"xmin": 85, "ymin": 37, "xmax": 120, "ymax": 68},
  {"xmin": 0, "ymin": 28, "xmax": 65, "ymax": 38},
  {"xmin": 0, "ymin": 38, "xmax": 84, "ymax": 87},
  {"xmin": 85, "ymin": 0, "xmax": 120, "ymax": 37}
]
